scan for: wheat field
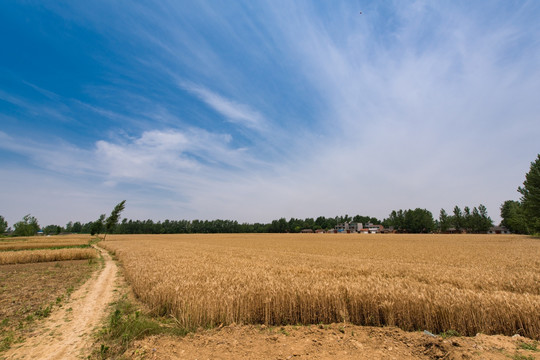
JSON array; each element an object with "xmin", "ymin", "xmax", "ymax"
[
  {"xmin": 0, "ymin": 248, "xmax": 98, "ymax": 264},
  {"xmin": 101, "ymin": 234, "xmax": 540, "ymax": 339}
]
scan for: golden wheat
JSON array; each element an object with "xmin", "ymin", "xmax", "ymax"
[
  {"xmin": 0, "ymin": 243, "xmax": 91, "ymax": 251},
  {"xmin": 0, "ymin": 248, "xmax": 98, "ymax": 264},
  {"xmin": 101, "ymin": 234, "xmax": 540, "ymax": 339},
  {"xmin": 0, "ymin": 234, "xmax": 92, "ymax": 251}
]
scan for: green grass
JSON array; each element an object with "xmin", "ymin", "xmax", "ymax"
[
  {"xmin": 90, "ymin": 236, "xmax": 102, "ymax": 245},
  {"xmin": 440, "ymin": 329, "xmax": 461, "ymax": 338},
  {"xmin": 279, "ymin": 327, "xmax": 290, "ymax": 336},
  {"xmin": 34, "ymin": 305, "xmax": 53, "ymax": 319},
  {"xmin": 92, "ymin": 295, "xmax": 191, "ymax": 359},
  {"xmin": 0, "ymin": 331, "xmax": 15, "ymax": 352},
  {"xmin": 518, "ymin": 341, "xmax": 539, "ymax": 352},
  {"xmin": 510, "ymin": 354, "xmax": 534, "ymax": 360}
]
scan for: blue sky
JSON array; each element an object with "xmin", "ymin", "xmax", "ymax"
[{"xmin": 1, "ymin": 1, "xmax": 539, "ymax": 227}]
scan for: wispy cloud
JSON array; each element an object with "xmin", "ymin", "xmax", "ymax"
[
  {"xmin": 180, "ymin": 81, "xmax": 267, "ymax": 132},
  {"xmin": 95, "ymin": 127, "xmax": 259, "ymax": 182},
  {"xmin": 0, "ymin": 131, "xmax": 94, "ymax": 173}
]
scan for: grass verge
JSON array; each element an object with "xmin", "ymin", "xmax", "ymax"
[
  {"xmin": 518, "ymin": 340, "xmax": 539, "ymax": 352},
  {"xmin": 92, "ymin": 294, "xmax": 190, "ymax": 359}
]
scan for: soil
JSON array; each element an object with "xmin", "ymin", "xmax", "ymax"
[
  {"xmin": 0, "ymin": 259, "xmax": 98, "ymax": 354},
  {"xmin": 128, "ymin": 324, "xmax": 539, "ymax": 360},
  {"xmin": 0, "ymin": 260, "xmax": 96, "ymax": 324},
  {"xmin": 2, "ymin": 246, "xmax": 118, "ymax": 360}
]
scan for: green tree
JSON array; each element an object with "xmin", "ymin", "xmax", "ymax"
[
  {"xmin": 384, "ymin": 210, "xmax": 405, "ymax": 231},
  {"xmin": 269, "ymin": 218, "xmax": 288, "ymax": 233},
  {"xmin": 439, "ymin": 209, "xmax": 450, "ymax": 233},
  {"xmin": 384, "ymin": 209, "xmax": 433, "ymax": 233},
  {"xmin": 13, "ymin": 214, "xmax": 40, "ymax": 236},
  {"xmin": 452, "ymin": 206, "xmax": 463, "ymax": 231},
  {"xmin": 0, "ymin": 215, "xmax": 7, "ymax": 235},
  {"xmin": 500, "ymin": 200, "xmax": 528, "ymax": 234},
  {"xmin": 315, "ymin": 216, "xmax": 327, "ymax": 229},
  {"xmin": 463, "ymin": 206, "xmax": 471, "ymax": 232},
  {"xmin": 518, "ymin": 154, "xmax": 540, "ymax": 233},
  {"xmin": 477, "ymin": 204, "xmax": 493, "ymax": 232},
  {"xmin": 90, "ymin": 214, "xmax": 106, "ymax": 236},
  {"xmin": 404, "ymin": 208, "xmax": 435, "ymax": 233},
  {"xmin": 103, "ymin": 200, "xmax": 126, "ymax": 240},
  {"xmin": 43, "ymin": 224, "xmax": 62, "ymax": 235},
  {"xmin": 72, "ymin": 221, "xmax": 82, "ymax": 233},
  {"xmin": 468, "ymin": 207, "xmax": 481, "ymax": 233},
  {"xmin": 353, "ymin": 215, "xmax": 381, "ymax": 226}
]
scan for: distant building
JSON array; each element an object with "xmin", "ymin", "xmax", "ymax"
[
  {"xmin": 365, "ymin": 223, "xmax": 384, "ymax": 233},
  {"xmin": 487, "ymin": 226, "xmax": 511, "ymax": 234},
  {"xmin": 301, "ymin": 229, "xmax": 314, "ymax": 233},
  {"xmin": 334, "ymin": 222, "xmax": 362, "ymax": 233},
  {"xmin": 446, "ymin": 228, "xmax": 466, "ymax": 234}
]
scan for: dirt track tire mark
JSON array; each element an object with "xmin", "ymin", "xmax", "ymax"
[{"xmin": 3, "ymin": 245, "xmax": 118, "ymax": 360}]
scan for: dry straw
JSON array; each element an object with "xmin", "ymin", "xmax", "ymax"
[
  {"xmin": 0, "ymin": 242, "xmax": 90, "ymax": 251},
  {"xmin": 102, "ymin": 233, "xmax": 540, "ymax": 339}
]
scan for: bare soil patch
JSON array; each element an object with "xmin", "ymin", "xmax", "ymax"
[
  {"xmin": 0, "ymin": 259, "xmax": 98, "ymax": 353},
  {"xmin": 1, "ymin": 246, "xmax": 118, "ymax": 360},
  {"xmin": 129, "ymin": 323, "xmax": 540, "ymax": 360}
]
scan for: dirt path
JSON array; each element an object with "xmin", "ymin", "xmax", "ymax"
[{"xmin": 4, "ymin": 245, "xmax": 117, "ymax": 360}]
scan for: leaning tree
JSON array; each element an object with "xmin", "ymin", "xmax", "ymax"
[{"xmin": 102, "ymin": 200, "xmax": 126, "ymax": 240}]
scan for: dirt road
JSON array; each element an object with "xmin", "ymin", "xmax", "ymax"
[{"xmin": 4, "ymin": 245, "xmax": 117, "ymax": 360}]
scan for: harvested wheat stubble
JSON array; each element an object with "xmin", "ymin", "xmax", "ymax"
[
  {"xmin": 0, "ymin": 243, "xmax": 91, "ymax": 251},
  {"xmin": 0, "ymin": 248, "xmax": 98, "ymax": 265},
  {"xmin": 0, "ymin": 234, "xmax": 92, "ymax": 251},
  {"xmin": 101, "ymin": 234, "xmax": 540, "ymax": 339}
]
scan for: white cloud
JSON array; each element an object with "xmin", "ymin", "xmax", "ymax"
[
  {"xmin": 96, "ymin": 130, "xmax": 198, "ymax": 179},
  {"xmin": 180, "ymin": 82, "xmax": 267, "ymax": 131},
  {"xmin": 1, "ymin": 126, "xmax": 262, "ymax": 202}
]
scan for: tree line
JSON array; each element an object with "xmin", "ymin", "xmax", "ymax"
[
  {"xmin": 1, "ymin": 213, "xmax": 383, "ymax": 236},
  {"xmin": 438, "ymin": 205, "xmax": 493, "ymax": 233},
  {"xmin": 2, "ymin": 208, "xmax": 493, "ymax": 236},
  {"xmin": 71, "ymin": 214, "xmax": 382, "ymax": 235},
  {"xmin": 381, "ymin": 205, "xmax": 493, "ymax": 233}
]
